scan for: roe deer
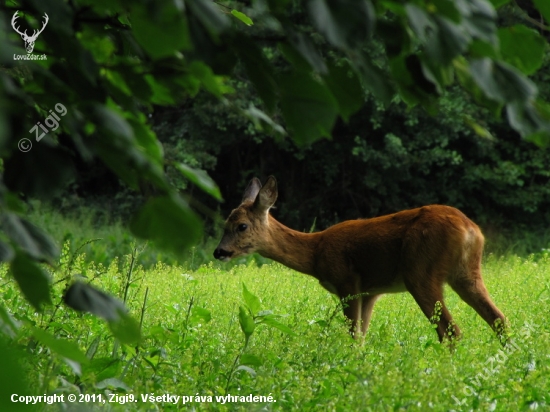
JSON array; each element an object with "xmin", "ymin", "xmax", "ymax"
[{"xmin": 214, "ymin": 176, "xmax": 507, "ymax": 344}]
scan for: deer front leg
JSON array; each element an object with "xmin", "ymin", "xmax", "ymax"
[{"xmin": 342, "ymin": 295, "xmax": 363, "ymax": 339}]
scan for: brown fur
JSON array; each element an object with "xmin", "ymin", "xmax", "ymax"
[{"xmin": 214, "ymin": 176, "xmax": 507, "ymax": 344}]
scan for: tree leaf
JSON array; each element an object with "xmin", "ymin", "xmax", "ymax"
[
  {"xmin": 376, "ymin": 20, "xmax": 410, "ymax": 58},
  {"xmin": 31, "ymin": 327, "xmax": 89, "ymax": 365},
  {"xmin": 0, "ymin": 337, "xmax": 33, "ymax": 412},
  {"xmin": 308, "ymin": 0, "xmax": 375, "ymax": 50},
  {"xmin": 432, "ymin": 0, "xmax": 461, "ymax": 22},
  {"xmin": 187, "ymin": 0, "xmax": 230, "ymax": 38},
  {"xmin": 278, "ymin": 42, "xmax": 313, "ymax": 72},
  {"xmin": 187, "ymin": 13, "xmax": 237, "ymax": 75},
  {"xmin": 145, "ymin": 74, "xmax": 176, "ymax": 105},
  {"xmin": 260, "ymin": 314, "xmax": 297, "ymax": 335},
  {"xmin": 323, "ymin": 62, "xmax": 364, "ymax": 122},
  {"xmin": 488, "ymin": 0, "xmax": 510, "ymax": 7},
  {"xmin": 63, "ymin": 282, "xmax": 141, "ymax": 344},
  {"xmin": 90, "ymin": 105, "xmax": 171, "ymax": 191},
  {"xmin": 95, "ymin": 378, "xmax": 131, "ymax": 391},
  {"xmin": 108, "ymin": 313, "xmax": 141, "ymax": 345},
  {"xmin": 63, "ymin": 281, "xmax": 128, "ymax": 321},
  {"xmin": 86, "ymin": 358, "xmax": 122, "ymax": 381},
  {"xmin": 279, "ymin": 32, "xmax": 327, "ymax": 74},
  {"xmin": 352, "ymin": 55, "xmax": 394, "ymax": 106},
  {"xmin": 0, "ymin": 241, "xmax": 14, "ymax": 263},
  {"xmin": 242, "ymin": 283, "xmax": 261, "ymax": 315},
  {"xmin": 278, "ymin": 72, "xmax": 339, "ymax": 146},
  {"xmin": 498, "ymin": 25, "xmax": 546, "ymax": 75},
  {"xmin": 426, "ymin": 16, "xmax": 470, "ymax": 65},
  {"xmin": 3, "ymin": 145, "xmax": 75, "ymax": 200},
  {"xmin": 468, "ymin": 39, "xmax": 499, "ymax": 59},
  {"xmin": 187, "ymin": 60, "xmax": 224, "ymax": 98},
  {"xmin": 389, "ymin": 54, "xmax": 438, "ymax": 111},
  {"xmin": 470, "ymin": 58, "xmax": 537, "ymax": 103},
  {"xmin": 231, "ymin": 10, "xmax": 253, "ymax": 26},
  {"xmin": 2, "ymin": 214, "xmax": 59, "ymax": 262},
  {"xmin": 174, "ymin": 163, "xmax": 222, "ymax": 200},
  {"xmin": 460, "ymin": 0, "xmax": 498, "ymax": 45},
  {"xmin": 9, "ymin": 253, "xmax": 51, "ymax": 311},
  {"xmin": 240, "ymin": 353, "xmax": 262, "ymax": 366},
  {"xmin": 464, "ymin": 116, "xmax": 495, "ymax": 140},
  {"xmin": 405, "ymin": 4, "xmax": 435, "ymax": 44},
  {"xmin": 267, "ymin": 0, "xmax": 291, "ymax": 13},
  {"xmin": 238, "ymin": 305, "xmax": 255, "ymax": 339},
  {"xmin": 233, "ymin": 36, "xmax": 277, "ymax": 112},
  {"xmin": 533, "ymin": 0, "xmax": 550, "ymax": 23},
  {"xmin": 235, "ymin": 364, "xmax": 256, "ymax": 376},
  {"xmin": 121, "ymin": 69, "xmax": 153, "ymax": 102},
  {"xmin": 90, "ymin": 107, "xmax": 144, "ymax": 189},
  {"xmin": 0, "ymin": 303, "xmax": 20, "ymax": 338},
  {"xmin": 244, "ymin": 105, "xmax": 287, "ymax": 135},
  {"xmin": 130, "ymin": 195, "xmax": 203, "ymax": 255},
  {"xmin": 507, "ymin": 101, "xmax": 550, "ymax": 146},
  {"xmin": 454, "ymin": 57, "xmax": 503, "ymax": 115},
  {"xmin": 93, "ymin": 106, "xmax": 133, "ymax": 141},
  {"xmin": 128, "ymin": 117, "xmax": 164, "ymax": 168},
  {"xmin": 131, "ymin": 4, "xmax": 191, "ymax": 59},
  {"xmin": 190, "ymin": 306, "xmax": 212, "ymax": 325}
]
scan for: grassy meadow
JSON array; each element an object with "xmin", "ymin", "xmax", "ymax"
[{"xmin": 0, "ymin": 209, "xmax": 549, "ymax": 411}]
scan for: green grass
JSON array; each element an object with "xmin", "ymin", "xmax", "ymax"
[
  {"xmin": 24, "ymin": 201, "xmax": 215, "ymax": 269},
  {"xmin": 1, "ymin": 244, "xmax": 549, "ymax": 411}
]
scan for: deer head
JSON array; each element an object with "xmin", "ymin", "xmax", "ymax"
[
  {"xmin": 11, "ymin": 11, "xmax": 49, "ymax": 54},
  {"xmin": 214, "ymin": 177, "xmax": 278, "ymax": 261}
]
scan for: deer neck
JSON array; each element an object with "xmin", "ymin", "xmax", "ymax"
[{"xmin": 258, "ymin": 215, "xmax": 319, "ymax": 276}]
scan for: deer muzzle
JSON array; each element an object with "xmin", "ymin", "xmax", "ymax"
[{"xmin": 213, "ymin": 247, "xmax": 233, "ymax": 261}]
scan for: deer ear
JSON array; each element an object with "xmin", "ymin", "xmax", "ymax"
[
  {"xmin": 254, "ymin": 176, "xmax": 278, "ymax": 213},
  {"xmin": 242, "ymin": 177, "xmax": 262, "ymax": 203}
]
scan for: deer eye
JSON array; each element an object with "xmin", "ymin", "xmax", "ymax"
[{"xmin": 237, "ymin": 223, "xmax": 248, "ymax": 232}]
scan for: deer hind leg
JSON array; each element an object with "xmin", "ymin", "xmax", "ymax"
[
  {"xmin": 405, "ymin": 279, "xmax": 461, "ymax": 343},
  {"xmin": 448, "ymin": 275, "xmax": 508, "ymax": 344}
]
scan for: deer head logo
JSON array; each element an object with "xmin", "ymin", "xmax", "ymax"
[{"xmin": 11, "ymin": 11, "xmax": 49, "ymax": 54}]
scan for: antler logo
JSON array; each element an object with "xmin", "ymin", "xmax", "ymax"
[{"xmin": 11, "ymin": 11, "xmax": 49, "ymax": 54}]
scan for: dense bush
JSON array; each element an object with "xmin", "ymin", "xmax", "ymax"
[
  {"xmin": 54, "ymin": 5, "xmax": 550, "ymax": 233},
  {"xmin": 149, "ymin": 81, "xmax": 550, "ymax": 232},
  {"xmin": 17, "ymin": 0, "xmax": 548, "ymax": 239}
]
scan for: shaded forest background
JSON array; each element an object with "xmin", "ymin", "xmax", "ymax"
[{"xmin": 56, "ymin": 2, "xmax": 550, "ymax": 234}]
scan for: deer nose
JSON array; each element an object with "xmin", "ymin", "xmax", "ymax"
[{"xmin": 214, "ymin": 248, "xmax": 233, "ymax": 260}]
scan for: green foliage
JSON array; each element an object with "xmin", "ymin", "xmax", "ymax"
[
  {"xmin": 0, "ymin": 336, "xmax": 33, "ymax": 412},
  {"xmin": 278, "ymin": 72, "xmax": 339, "ymax": 146},
  {"xmin": 31, "ymin": 327, "xmax": 89, "ymax": 369},
  {"xmin": 9, "ymin": 252, "xmax": 52, "ymax": 311},
  {"xmin": 533, "ymin": 0, "xmax": 550, "ymax": 24},
  {"xmin": 130, "ymin": 195, "xmax": 203, "ymax": 254},
  {"xmin": 0, "ymin": 245, "xmax": 549, "ymax": 410},
  {"xmin": 231, "ymin": 10, "xmax": 253, "ymax": 27},
  {"xmin": 177, "ymin": 77, "xmax": 550, "ymax": 230},
  {"xmin": 1, "ymin": 2, "xmax": 550, "ymax": 400},
  {"xmin": 238, "ymin": 305, "xmax": 255, "ymax": 343},
  {"xmin": 2, "ymin": 213, "xmax": 58, "ymax": 262},
  {"xmin": 0, "ymin": 0, "xmax": 550, "ymax": 316},
  {"xmin": 174, "ymin": 163, "xmax": 222, "ymax": 201},
  {"xmin": 498, "ymin": 25, "xmax": 546, "ymax": 75},
  {"xmin": 64, "ymin": 282, "xmax": 141, "ymax": 344}
]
